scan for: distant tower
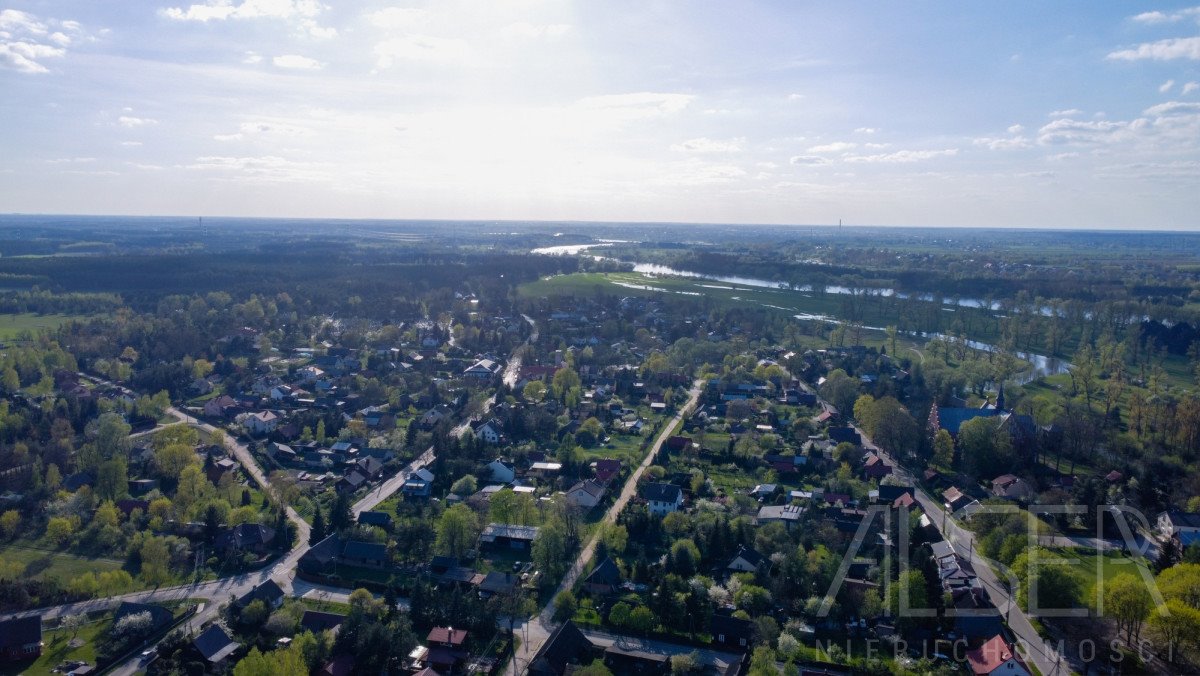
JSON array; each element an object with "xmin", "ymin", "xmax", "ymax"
[{"xmin": 996, "ymin": 384, "xmax": 1006, "ymax": 411}]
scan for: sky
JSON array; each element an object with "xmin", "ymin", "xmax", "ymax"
[{"xmin": 1, "ymin": 1, "xmax": 1198, "ymax": 229}]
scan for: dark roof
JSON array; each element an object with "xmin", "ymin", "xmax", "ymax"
[
  {"xmin": 828, "ymin": 427, "xmax": 862, "ymax": 445},
  {"xmin": 530, "ymin": 620, "xmax": 594, "ymax": 675},
  {"xmin": 934, "ymin": 407, "xmax": 999, "ymax": 436},
  {"xmin": 320, "ymin": 654, "xmax": 355, "ymax": 676},
  {"xmin": 193, "ymin": 625, "xmax": 239, "ymax": 662},
  {"xmin": 358, "ymin": 511, "xmax": 393, "ymax": 526},
  {"xmin": 730, "ymin": 545, "xmax": 765, "ymax": 568},
  {"xmin": 300, "ymin": 534, "xmax": 343, "ymax": 570},
  {"xmin": 427, "ymin": 626, "xmax": 468, "ymax": 646},
  {"xmin": 641, "ymin": 482, "xmax": 682, "ymax": 503},
  {"xmin": 236, "ymin": 579, "xmax": 284, "ymax": 608},
  {"xmin": 216, "ymin": 523, "xmax": 276, "ymax": 550},
  {"xmin": 429, "ymin": 555, "xmax": 458, "ymax": 573},
  {"xmin": 877, "ymin": 484, "xmax": 915, "ymax": 502},
  {"xmin": 300, "ymin": 610, "xmax": 346, "ymax": 634},
  {"xmin": 0, "ymin": 615, "xmax": 41, "ymax": 651},
  {"xmin": 341, "ymin": 540, "xmax": 388, "ymax": 562},
  {"xmin": 709, "ymin": 612, "xmax": 752, "ymax": 643},
  {"xmin": 113, "ymin": 601, "xmax": 173, "ymax": 629},
  {"xmin": 584, "ymin": 557, "xmax": 622, "ymax": 587},
  {"xmin": 478, "ymin": 571, "xmax": 520, "ymax": 595}
]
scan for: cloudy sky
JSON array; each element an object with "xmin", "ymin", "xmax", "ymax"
[{"xmin": 1, "ymin": 1, "xmax": 1198, "ymax": 228}]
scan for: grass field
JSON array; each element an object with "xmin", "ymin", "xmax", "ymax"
[
  {"xmin": 1049, "ymin": 546, "xmax": 1150, "ymax": 608},
  {"xmin": 0, "ymin": 543, "xmax": 126, "ymax": 581},
  {"xmin": 0, "ymin": 313, "xmax": 88, "ymax": 340}
]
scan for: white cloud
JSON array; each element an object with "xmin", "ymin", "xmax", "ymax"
[
  {"xmin": 162, "ymin": 0, "xmax": 334, "ymax": 38},
  {"xmin": 1130, "ymin": 7, "xmax": 1200, "ymax": 24},
  {"xmin": 807, "ymin": 141, "xmax": 856, "ymax": 153},
  {"xmin": 1160, "ymin": 79, "xmax": 1176, "ymax": 93},
  {"xmin": 498, "ymin": 22, "xmax": 571, "ymax": 39},
  {"xmin": 787, "ymin": 93, "xmax": 804, "ymax": 101},
  {"xmin": 365, "ymin": 7, "xmax": 430, "ymax": 30},
  {"xmin": 373, "ymin": 34, "xmax": 471, "ymax": 67},
  {"xmin": 1107, "ymin": 37, "xmax": 1200, "ymax": 61},
  {"xmin": 1144, "ymin": 100, "xmax": 1200, "ymax": 116},
  {"xmin": 1184, "ymin": 81, "xmax": 1200, "ymax": 94},
  {"xmin": 214, "ymin": 133, "xmax": 243, "ymax": 141},
  {"xmin": 1007, "ymin": 124, "xmax": 1024, "ymax": 134},
  {"xmin": 974, "ymin": 135, "xmax": 1032, "ymax": 150},
  {"xmin": 789, "ymin": 155, "xmax": 830, "ymax": 166},
  {"xmin": 670, "ymin": 137, "xmax": 744, "ymax": 153},
  {"xmin": 0, "ymin": 9, "xmax": 82, "ymax": 74},
  {"xmin": 243, "ymin": 51, "xmax": 262, "ymax": 64},
  {"xmin": 118, "ymin": 115, "xmax": 158, "ymax": 127},
  {"xmin": 273, "ymin": 54, "xmax": 321, "ymax": 70},
  {"xmin": 844, "ymin": 148, "xmax": 958, "ymax": 163},
  {"xmin": 1049, "ymin": 108, "xmax": 1084, "ymax": 117},
  {"xmin": 853, "ymin": 127, "xmax": 877, "ymax": 134},
  {"xmin": 45, "ymin": 157, "xmax": 95, "ymax": 164},
  {"xmin": 119, "ymin": 141, "xmax": 143, "ymax": 147},
  {"xmin": 1037, "ymin": 118, "xmax": 1133, "ymax": 145},
  {"xmin": 216, "ymin": 120, "xmax": 313, "ymax": 141}
]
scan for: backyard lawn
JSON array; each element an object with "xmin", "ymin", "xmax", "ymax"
[{"xmin": 0, "ymin": 313, "xmax": 88, "ymax": 340}]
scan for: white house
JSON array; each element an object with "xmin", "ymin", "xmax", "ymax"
[
  {"xmin": 298, "ymin": 366, "xmax": 325, "ymax": 384},
  {"xmin": 244, "ymin": 411, "xmax": 279, "ymax": 435},
  {"xmin": 464, "ymin": 359, "xmax": 503, "ymax": 380},
  {"xmin": 642, "ymin": 482, "xmax": 683, "ymax": 516},
  {"xmin": 1157, "ymin": 510, "xmax": 1200, "ymax": 539},
  {"xmin": 472, "ymin": 419, "xmax": 504, "ymax": 445},
  {"xmin": 486, "ymin": 460, "xmax": 515, "ymax": 484},
  {"xmin": 966, "ymin": 635, "xmax": 1030, "ymax": 676},
  {"xmin": 727, "ymin": 546, "xmax": 766, "ymax": 573},
  {"xmin": 565, "ymin": 480, "xmax": 606, "ymax": 509}
]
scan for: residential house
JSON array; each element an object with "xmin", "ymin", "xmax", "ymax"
[
  {"xmin": 479, "ymin": 523, "xmax": 540, "ymax": 552},
  {"xmin": 862, "ymin": 453, "xmax": 892, "ymax": 480},
  {"xmin": 1157, "ymin": 510, "xmax": 1200, "ymax": 539},
  {"xmin": 471, "ymin": 418, "xmax": 505, "ymax": 445},
  {"xmin": 419, "ymin": 407, "xmax": 449, "ymax": 429},
  {"xmin": 244, "ymin": 411, "xmax": 280, "ymax": 435},
  {"xmin": 0, "ymin": 615, "xmax": 42, "ymax": 661},
  {"xmin": 486, "ymin": 460, "xmax": 515, "ymax": 483},
  {"xmin": 641, "ymin": 482, "xmax": 683, "ymax": 516},
  {"xmin": 464, "ymin": 358, "xmax": 503, "ymax": 380},
  {"xmin": 336, "ymin": 470, "xmax": 367, "ymax": 494},
  {"xmin": 710, "ymin": 612, "xmax": 752, "ymax": 649},
  {"xmin": 300, "ymin": 611, "xmax": 346, "ymax": 636},
  {"xmin": 204, "ymin": 395, "xmax": 239, "ymax": 419},
  {"xmin": 529, "ymin": 621, "xmax": 597, "ymax": 676},
  {"xmin": 216, "ymin": 523, "xmax": 276, "ymax": 556},
  {"xmin": 402, "ymin": 468, "xmax": 435, "ymax": 499},
  {"xmin": 582, "ymin": 557, "xmax": 622, "ymax": 596},
  {"xmin": 991, "ymin": 474, "xmax": 1036, "ymax": 501},
  {"xmin": 236, "ymin": 580, "xmax": 285, "ymax": 611},
  {"xmin": 591, "ymin": 458, "xmax": 621, "ymax": 484},
  {"xmin": 965, "ymin": 635, "xmax": 1031, "ymax": 676},
  {"xmin": 727, "ymin": 545, "xmax": 767, "ymax": 573},
  {"xmin": 565, "ymin": 480, "xmax": 606, "ymax": 509},
  {"xmin": 192, "ymin": 625, "xmax": 240, "ymax": 668},
  {"xmin": 341, "ymin": 541, "xmax": 389, "ymax": 569},
  {"xmin": 828, "ymin": 427, "xmax": 862, "ymax": 446},
  {"xmin": 478, "ymin": 571, "xmax": 520, "ymax": 598},
  {"xmin": 756, "ymin": 503, "xmax": 803, "ymax": 529},
  {"xmin": 424, "ymin": 627, "xmax": 469, "ymax": 673},
  {"xmin": 943, "ymin": 487, "xmax": 972, "ymax": 513}
]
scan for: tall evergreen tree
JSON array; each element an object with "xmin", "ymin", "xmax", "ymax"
[{"xmin": 310, "ymin": 507, "xmax": 327, "ymax": 545}]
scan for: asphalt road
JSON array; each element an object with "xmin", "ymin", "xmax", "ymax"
[{"xmin": 503, "ymin": 379, "xmax": 704, "ymax": 676}]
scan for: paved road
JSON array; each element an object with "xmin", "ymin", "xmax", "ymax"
[
  {"xmin": 504, "ymin": 379, "xmax": 704, "ymax": 676},
  {"xmin": 353, "ymin": 445, "xmax": 434, "ymax": 517},
  {"xmin": 853, "ymin": 425, "xmax": 1072, "ymax": 676},
  {"xmin": 455, "ymin": 314, "xmax": 538, "ymax": 438}
]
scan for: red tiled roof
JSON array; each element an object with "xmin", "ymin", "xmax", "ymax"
[
  {"xmin": 966, "ymin": 635, "xmax": 1022, "ymax": 674},
  {"xmin": 426, "ymin": 627, "xmax": 468, "ymax": 646}
]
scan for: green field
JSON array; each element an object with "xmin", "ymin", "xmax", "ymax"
[
  {"xmin": 0, "ymin": 313, "xmax": 88, "ymax": 340},
  {"xmin": 1050, "ymin": 546, "xmax": 1151, "ymax": 608},
  {"xmin": 0, "ymin": 543, "xmax": 126, "ymax": 581}
]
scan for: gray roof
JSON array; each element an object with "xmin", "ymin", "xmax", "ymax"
[
  {"xmin": 193, "ymin": 625, "xmax": 239, "ymax": 662},
  {"xmin": 480, "ymin": 523, "xmax": 540, "ymax": 542},
  {"xmin": 641, "ymin": 482, "xmax": 682, "ymax": 503}
]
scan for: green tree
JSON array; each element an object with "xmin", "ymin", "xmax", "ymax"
[
  {"xmin": 573, "ymin": 660, "xmax": 614, "ymax": 676},
  {"xmin": 154, "ymin": 443, "xmax": 199, "ymax": 480},
  {"xmin": 95, "ymin": 457, "xmax": 128, "ymax": 501},
  {"xmin": 139, "ymin": 535, "xmax": 172, "ymax": 585},
  {"xmin": 450, "ymin": 474, "xmax": 478, "ymax": 496},
  {"xmin": 533, "ymin": 519, "xmax": 571, "ymax": 580},
  {"xmin": 932, "ymin": 429, "xmax": 955, "ymax": 468},
  {"xmin": 1104, "ymin": 573, "xmax": 1152, "ymax": 643},
  {"xmin": 1148, "ymin": 598, "xmax": 1200, "ymax": 661},
  {"xmin": 1012, "ymin": 548, "xmax": 1084, "ymax": 613},
  {"xmin": 45, "ymin": 515, "xmax": 77, "ymax": 545},
  {"xmin": 553, "ymin": 590, "xmax": 577, "ymax": 622},
  {"xmin": 608, "ymin": 601, "xmax": 631, "ymax": 627},
  {"xmin": 434, "ymin": 504, "xmax": 478, "ymax": 558},
  {"xmin": 627, "ymin": 606, "xmax": 657, "ymax": 633},
  {"xmin": 957, "ymin": 416, "xmax": 1014, "ymax": 478},
  {"xmin": 523, "ymin": 381, "xmax": 547, "ymax": 403},
  {"xmin": 0, "ymin": 510, "xmax": 19, "ymax": 540},
  {"xmin": 600, "ymin": 524, "xmax": 628, "ymax": 555}
]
